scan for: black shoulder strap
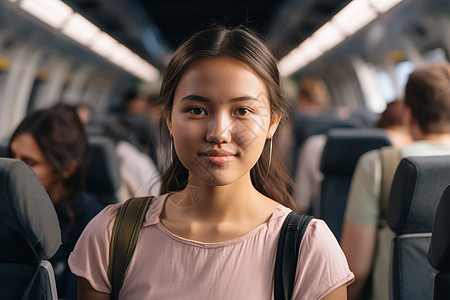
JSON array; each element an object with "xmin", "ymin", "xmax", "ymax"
[
  {"xmin": 108, "ymin": 196, "xmax": 153, "ymax": 300},
  {"xmin": 274, "ymin": 211, "xmax": 313, "ymax": 300}
]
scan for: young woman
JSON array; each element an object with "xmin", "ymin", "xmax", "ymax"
[
  {"xmin": 69, "ymin": 26, "xmax": 354, "ymax": 299},
  {"xmin": 9, "ymin": 104, "xmax": 105, "ymax": 300}
]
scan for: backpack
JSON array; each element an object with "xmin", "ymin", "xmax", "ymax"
[{"xmin": 107, "ymin": 197, "xmax": 313, "ymax": 300}]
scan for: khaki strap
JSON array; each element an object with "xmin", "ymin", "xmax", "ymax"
[
  {"xmin": 380, "ymin": 147, "xmax": 401, "ymax": 222},
  {"xmin": 108, "ymin": 196, "xmax": 153, "ymax": 300}
]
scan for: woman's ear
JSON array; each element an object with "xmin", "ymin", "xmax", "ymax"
[
  {"xmin": 62, "ymin": 160, "xmax": 78, "ymax": 179},
  {"xmin": 165, "ymin": 112, "xmax": 173, "ymax": 136},
  {"xmin": 267, "ymin": 112, "xmax": 282, "ymax": 139}
]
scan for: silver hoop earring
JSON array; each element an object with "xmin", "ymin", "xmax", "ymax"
[
  {"xmin": 266, "ymin": 138, "xmax": 272, "ymax": 178},
  {"xmin": 170, "ymin": 138, "xmax": 173, "ymax": 165}
]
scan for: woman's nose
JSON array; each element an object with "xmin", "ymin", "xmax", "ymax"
[{"xmin": 206, "ymin": 113, "xmax": 232, "ymax": 143}]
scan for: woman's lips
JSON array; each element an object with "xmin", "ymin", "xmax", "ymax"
[{"xmin": 199, "ymin": 150, "xmax": 236, "ymax": 165}]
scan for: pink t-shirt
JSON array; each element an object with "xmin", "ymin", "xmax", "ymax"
[{"xmin": 69, "ymin": 194, "xmax": 354, "ymax": 299}]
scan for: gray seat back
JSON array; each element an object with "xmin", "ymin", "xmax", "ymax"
[
  {"xmin": 428, "ymin": 185, "xmax": 450, "ymax": 300},
  {"xmin": 319, "ymin": 128, "xmax": 391, "ymax": 239},
  {"xmin": 387, "ymin": 156, "xmax": 450, "ymax": 300},
  {"xmin": 0, "ymin": 158, "xmax": 61, "ymax": 299}
]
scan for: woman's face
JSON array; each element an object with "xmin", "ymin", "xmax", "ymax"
[
  {"xmin": 10, "ymin": 133, "xmax": 63, "ymax": 204},
  {"xmin": 168, "ymin": 56, "xmax": 279, "ymax": 186}
]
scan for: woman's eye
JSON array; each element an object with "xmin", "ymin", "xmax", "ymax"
[
  {"xmin": 234, "ymin": 107, "xmax": 251, "ymax": 116},
  {"xmin": 187, "ymin": 107, "xmax": 207, "ymax": 115}
]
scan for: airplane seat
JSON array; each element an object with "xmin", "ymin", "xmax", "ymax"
[
  {"xmin": 0, "ymin": 140, "xmax": 7, "ymax": 157},
  {"xmin": 86, "ymin": 135, "xmax": 121, "ymax": 205},
  {"xmin": 0, "ymin": 158, "xmax": 61, "ymax": 300},
  {"xmin": 319, "ymin": 128, "xmax": 391, "ymax": 239},
  {"xmin": 428, "ymin": 185, "xmax": 450, "ymax": 300},
  {"xmin": 387, "ymin": 156, "xmax": 450, "ymax": 300}
]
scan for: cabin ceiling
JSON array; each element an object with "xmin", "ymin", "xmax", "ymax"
[{"xmin": 61, "ymin": 0, "xmax": 351, "ymax": 71}]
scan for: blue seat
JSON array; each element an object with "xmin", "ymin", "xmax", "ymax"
[
  {"xmin": 387, "ymin": 156, "xmax": 450, "ymax": 300},
  {"xmin": 428, "ymin": 185, "xmax": 450, "ymax": 300},
  {"xmin": 319, "ymin": 128, "xmax": 391, "ymax": 239},
  {"xmin": 0, "ymin": 158, "xmax": 61, "ymax": 299}
]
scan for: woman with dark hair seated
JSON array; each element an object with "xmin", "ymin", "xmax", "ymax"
[{"xmin": 8, "ymin": 104, "xmax": 105, "ymax": 300}]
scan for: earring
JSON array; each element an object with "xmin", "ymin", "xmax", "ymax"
[
  {"xmin": 266, "ymin": 137, "xmax": 272, "ymax": 178},
  {"xmin": 170, "ymin": 138, "xmax": 173, "ymax": 165}
]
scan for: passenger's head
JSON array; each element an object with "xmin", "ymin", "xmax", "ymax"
[
  {"xmin": 376, "ymin": 98, "xmax": 413, "ymax": 148},
  {"xmin": 123, "ymin": 90, "xmax": 148, "ymax": 116},
  {"xmin": 297, "ymin": 77, "xmax": 331, "ymax": 111},
  {"xmin": 8, "ymin": 104, "xmax": 90, "ymax": 205},
  {"xmin": 405, "ymin": 63, "xmax": 450, "ymax": 133},
  {"xmin": 156, "ymin": 26, "xmax": 295, "ymax": 209},
  {"xmin": 376, "ymin": 99, "xmax": 409, "ymax": 129},
  {"xmin": 76, "ymin": 104, "xmax": 93, "ymax": 125}
]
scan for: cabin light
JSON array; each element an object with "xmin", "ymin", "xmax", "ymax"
[
  {"xmin": 310, "ymin": 22, "xmax": 346, "ymax": 52},
  {"xmin": 20, "ymin": 0, "xmax": 73, "ymax": 29},
  {"xmin": 18, "ymin": 0, "xmax": 161, "ymax": 82},
  {"xmin": 89, "ymin": 32, "xmax": 119, "ymax": 58},
  {"xmin": 109, "ymin": 44, "xmax": 132, "ymax": 67},
  {"xmin": 278, "ymin": 49, "xmax": 309, "ymax": 77},
  {"xmin": 61, "ymin": 13, "xmax": 100, "ymax": 46},
  {"xmin": 300, "ymin": 38, "xmax": 325, "ymax": 62},
  {"xmin": 7, "ymin": 0, "xmax": 17, "ymax": 2},
  {"xmin": 112, "ymin": 50, "xmax": 159, "ymax": 82},
  {"xmin": 332, "ymin": 0, "xmax": 377, "ymax": 36},
  {"xmin": 133, "ymin": 64, "xmax": 159, "ymax": 82},
  {"xmin": 370, "ymin": 0, "xmax": 405, "ymax": 13}
]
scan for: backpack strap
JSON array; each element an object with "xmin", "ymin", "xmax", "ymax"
[
  {"xmin": 274, "ymin": 211, "xmax": 314, "ymax": 300},
  {"xmin": 108, "ymin": 196, "xmax": 153, "ymax": 300},
  {"xmin": 379, "ymin": 147, "xmax": 401, "ymax": 222}
]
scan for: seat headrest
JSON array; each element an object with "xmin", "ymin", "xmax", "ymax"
[
  {"xmin": 388, "ymin": 156, "xmax": 450, "ymax": 235},
  {"xmin": 320, "ymin": 128, "xmax": 391, "ymax": 175},
  {"xmin": 428, "ymin": 185, "xmax": 450, "ymax": 271},
  {"xmin": 0, "ymin": 158, "xmax": 61, "ymax": 261},
  {"xmin": 86, "ymin": 136, "xmax": 121, "ymax": 200}
]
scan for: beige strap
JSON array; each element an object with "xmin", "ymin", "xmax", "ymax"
[{"xmin": 380, "ymin": 147, "xmax": 401, "ymax": 222}]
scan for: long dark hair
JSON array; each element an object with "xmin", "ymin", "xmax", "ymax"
[
  {"xmin": 155, "ymin": 26, "xmax": 297, "ymax": 210},
  {"xmin": 8, "ymin": 104, "xmax": 90, "ymax": 205}
]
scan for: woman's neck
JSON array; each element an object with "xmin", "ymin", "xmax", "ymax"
[
  {"xmin": 171, "ymin": 174, "xmax": 267, "ymax": 220},
  {"xmin": 162, "ymin": 174, "xmax": 278, "ymax": 242}
]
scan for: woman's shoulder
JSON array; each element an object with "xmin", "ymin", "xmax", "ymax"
[{"xmin": 294, "ymin": 218, "xmax": 354, "ymax": 298}]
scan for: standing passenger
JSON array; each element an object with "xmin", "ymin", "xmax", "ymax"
[
  {"xmin": 69, "ymin": 26, "xmax": 354, "ymax": 299},
  {"xmin": 8, "ymin": 104, "xmax": 105, "ymax": 300},
  {"xmin": 341, "ymin": 63, "xmax": 450, "ymax": 300}
]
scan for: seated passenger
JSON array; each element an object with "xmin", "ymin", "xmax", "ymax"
[
  {"xmin": 294, "ymin": 98, "xmax": 412, "ymax": 215},
  {"xmin": 341, "ymin": 63, "xmax": 450, "ymax": 300},
  {"xmin": 291, "ymin": 77, "xmax": 359, "ymax": 177},
  {"xmin": 69, "ymin": 26, "xmax": 354, "ymax": 299},
  {"xmin": 8, "ymin": 104, "xmax": 105, "ymax": 300}
]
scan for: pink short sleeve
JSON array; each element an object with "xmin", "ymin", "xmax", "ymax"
[
  {"xmin": 68, "ymin": 204, "xmax": 120, "ymax": 293},
  {"xmin": 293, "ymin": 219, "xmax": 355, "ymax": 299}
]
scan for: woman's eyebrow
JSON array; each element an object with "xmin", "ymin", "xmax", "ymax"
[
  {"xmin": 229, "ymin": 96, "xmax": 262, "ymax": 103},
  {"xmin": 181, "ymin": 95, "xmax": 262, "ymax": 103},
  {"xmin": 181, "ymin": 95, "xmax": 210, "ymax": 102}
]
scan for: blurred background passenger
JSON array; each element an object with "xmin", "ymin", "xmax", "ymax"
[
  {"xmin": 107, "ymin": 90, "xmax": 153, "ymax": 154},
  {"xmin": 75, "ymin": 104, "xmax": 94, "ymax": 126},
  {"xmin": 375, "ymin": 98, "xmax": 413, "ymax": 148},
  {"xmin": 291, "ymin": 77, "xmax": 358, "ymax": 177},
  {"xmin": 293, "ymin": 97, "xmax": 413, "ymax": 215},
  {"xmin": 8, "ymin": 104, "xmax": 105, "ymax": 300},
  {"xmin": 341, "ymin": 63, "xmax": 450, "ymax": 300}
]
